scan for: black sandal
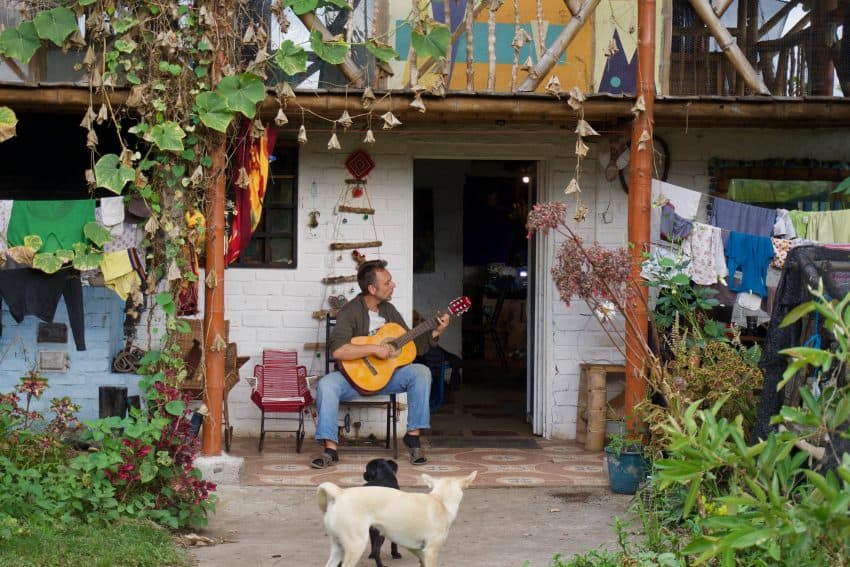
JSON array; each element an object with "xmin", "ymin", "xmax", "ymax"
[
  {"xmin": 310, "ymin": 451, "xmax": 338, "ymax": 469},
  {"xmin": 408, "ymin": 446, "xmax": 428, "ymax": 465}
]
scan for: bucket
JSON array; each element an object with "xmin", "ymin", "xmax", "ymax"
[{"xmin": 604, "ymin": 446, "xmax": 647, "ymax": 495}]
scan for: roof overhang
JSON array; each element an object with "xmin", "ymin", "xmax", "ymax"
[{"xmin": 1, "ymin": 83, "xmax": 849, "ymax": 129}]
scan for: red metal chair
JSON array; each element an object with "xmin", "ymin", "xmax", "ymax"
[{"xmin": 250, "ymin": 350, "xmax": 313, "ymax": 452}]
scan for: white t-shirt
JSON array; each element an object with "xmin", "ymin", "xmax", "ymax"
[{"xmin": 368, "ymin": 310, "xmax": 386, "ymax": 336}]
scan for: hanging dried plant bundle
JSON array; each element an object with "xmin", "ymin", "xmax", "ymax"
[
  {"xmin": 327, "ymin": 133, "xmax": 341, "ymax": 150},
  {"xmin": 567, "ymin": 86, "xmax": 585, "ymax": 110},
  {"xmin": 564, "ymin": 177, "xmax": 581, "ymax": 195},
  {"xmin": 166, "ymin": 259, "xmax": 181, "ymax": 281},
  {"xmin": 250, "ymin": 119, "xmax": 265, "ymax": 139},
  {"xmin": 86, "ymin": 128, "xmax": 98, "ymax": 150},
  {"xmin": 545, "ymin": 75, "xmax": 562, "ymax": 98},
  {"xmin": 363, "ymin": 129, "xmax": 376, "ymax": 144},
  {"xmin": 190, "ymin": 165, "xmax": 204, "ymax": 187},
  {"xmin": 275, "ymin": 82, "xmax": 296, "ymax": 102},
  {"xmin": 512, "ymin": 27, "xmax": 532, "ymax": 49},
  {"xmin": 381, "ymin": 111, "xmax": 401, "ymax": 129},
  {"xmin": 604, "ymin": 37, "xmax": 619, "ymax": 58},
  {"xmin": 574, "ymin": 204, "xmax": 589, "ymax": 223},
  {"xmin": 575, "ymin": 119, "xmax": 600, "ymax": 137},
  {"xmin": 337, "ymin": 110, "xmax": 353, "ymax": 129},
  {"xmin": 236, "ymin": 167, "xmax": 250, "ymax": 188},
  {"xmin": 430, "ymin": 74, "xmax": 447, "ymax": 97},
  {"xmin": 361, "ymin": 87, "xmax": 376, "ymax": 109},
  {"xmin": 83, "ymin": 45, "xmax": 96, "ymax": 69},
  {"xmin": 631, "ymin": 95, "xmax": 646, "ymax": 116},
  {"xmin": 575, "ymin": 138, "xmax": 589, "ymax": 157},
  {"xmin": 80, "ymin": 105, "xmax": 96, "ymax": 130},
  {"xmin": 274, "ymin": 107, "xmax": 289, "ymax": 126},
  {"xmin": 125, "ymin": 85, "xmax": 146, "ymax": 108},
  {"xmin": 637, "ymin": 129, "xmax": 652, "ymax": 151},
  {"xmin": 409, "ymin": 95, "xmax": 426, "ymax": 113},
  {"xmin": 297, "ymin": 124, "xmax": 308, "ymax": 144}
]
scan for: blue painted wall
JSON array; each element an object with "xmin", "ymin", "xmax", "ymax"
[{"xmin": 0, "ymin": 286, "xmax": 143, "ymax": 424}]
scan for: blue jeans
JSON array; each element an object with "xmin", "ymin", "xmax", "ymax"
[{"xmin": 315, "ymin": 363, "xmax": 432, "ymax": 444}]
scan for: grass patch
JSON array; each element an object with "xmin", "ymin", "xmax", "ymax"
[{"xmin": 0, "ymin": 519, "xmax": 192, "ymax": 567}]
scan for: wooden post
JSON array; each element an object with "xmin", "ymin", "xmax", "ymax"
[
  {"xmin": 487, "ymin": 1, "xmax": 498, "ymax": 91},
  {"xmin": 576, "ymin": 367, "xmax": 588, "ymax": 444},
  {"xmin": 202, "ymin": 37, "xmax": 227, "ymax": 456},
  {"xmin": 465, "ymin": 0, "xmax": 475, "ymax": 91},
  {"xmin": 585, "ymin": 366, "xmax": 607, "ymax": 451},
  {"xmin": 624, "ymin": 0, "xmax": 655, "ymax": 435}
]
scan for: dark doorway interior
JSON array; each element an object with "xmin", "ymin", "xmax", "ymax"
[{"xmin": 413, "ymin": 159, "xmax": 534, "ymax": 440}]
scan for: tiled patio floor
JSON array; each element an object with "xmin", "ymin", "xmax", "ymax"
[{"xmin": 231, "ymin": 436, "xmax": 608, "ymax": 488}]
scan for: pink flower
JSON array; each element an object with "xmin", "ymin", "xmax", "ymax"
[{"xmin": 526, "ymin": 202, "xmax": 568, "ymax": 236}]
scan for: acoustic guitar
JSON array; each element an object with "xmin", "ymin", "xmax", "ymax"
[{"xmin": 339, "ymin": 296, "xmax": 471, "ymax": 394}]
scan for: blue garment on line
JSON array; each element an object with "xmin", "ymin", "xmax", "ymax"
[
  {"xmin": 725, "ymin": 231, "xmax": 774, "ymax": 297},
  {"xmin": 710, "ymin": 198, "xmax": 776, "ymax": 238}
]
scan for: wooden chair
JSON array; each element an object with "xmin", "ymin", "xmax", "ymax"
[
  {"xmin": 326, "ymin": 314, "xmax": 398, "ymax": 458},
  {"xmin": 251, "ymin": 350, "xmax": 312, "ymax": 453}
]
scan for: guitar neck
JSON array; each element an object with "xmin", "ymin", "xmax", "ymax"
[{"xmin": 392, "ymin": 318, "xmax": 438, "ymax": 348}]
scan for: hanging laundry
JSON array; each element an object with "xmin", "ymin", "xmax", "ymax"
[
  {"xmin": 710, "ymin": 198, "xmax": 776, "ymax": 238},
  {"xmin": 651, "ymin": 180, "xmax": 702, "ymax": 219},
  {"xmin": 100, "ymin": 250, "xmax": 142, "ymax": 301},
  {"xmin": 102, "ymin": 221, "xmax": 144, "ymax": 253},
  {"xmin": 803, "ymin": 209, "xmax": 850, "ymax": 244},
  {"xmin": 0, "ymin": 266, "xmax": 86, "ymax": 350},
  {"xmin": 7, "ymin": 200, "xmax": 96, "ymax": 253},
  {"xmin": 226, "ymin": 122, "xmax": 278, "ymax": 265},
  {"xmin": 683, "ymin": 222, "xmax": 727, "ymax": 285},
  {"xmin": 770, "ymin": 237, "xmax": 796, "ymax": 270},
  {"xmin": 772, "ymin": 209, "xmax": 796, "ymax": 239},
  {"xmin": 97, "ymin": 196, "xmax": 125, "ymax": 237},
  {"xmin": 0, "ymin": 200, "xmax": 12, "ymax": 253},
  {"xmin": 725, "ymin": 231, "xmax": 774, "ymax": 298},
  {"xmin": 659, "ymin": 202, "xmax": 693, "ymax": 243},
  {"xmin": 787, "ymin": 210, "xmax": 810, "ymax": 240}
]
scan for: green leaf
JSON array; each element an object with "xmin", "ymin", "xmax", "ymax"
[
  {"xmin": 78, "ymin": 0, "xmax": 97, "ymax": 5},
  {"xmin": 309, "ymin": 30, "xmax": 349, "ymax": 65},
  {"xmin": 411, "ymin": 23, "xmax": 450, "ymax": 60},
  {"xmin": 832, "ymin": 175, "xmax": 850, "ymax": 195},
  {"xmin": 33, "ymin": 253, "xmax": 62, "ymax": 274},
  {"xmin": 215, "ymin": 73, "xmax": 266, "ymax": 118},
  {"xmin": 94, "ymin": 154, "xmax": 134, "ymax": 194},
  {"xmin": 113, "ymin": 37, "xmax": 137, "ymax": 54},
  {"xmin": 156, "ymin": 292, "xmax": 176, "ymax": 317},
  {"xmin": 54, "ymin": 249, "xmax": 75, "ymax": 264},
  {"xmin": 273, "ymin": 40, "xmax": 308, "ymax": 75},
  {"xmin": 284, "ymin": 0, "xmax": 319, "ymax": 15},
  {"xmin": 112, "ymin": 18, "xmax": 139, "ymax": 34},
  {"xmin": 148, "ymin": 121, "xmax": 186, "ymax": 152},
  {"xmin": 165, "ymin": 400, "xmax": 186, "ymax": 416},
  {"xmin": 0, "ymin": 21, "xmax": 41, "ymax": 64},
  {"xmin": 84, "ymin": 221, "xmax": 112, "ymax": 247},
  {"xmin": 139, "ymin": 459, "xmax": 158, "ymax": 483},
  {"xmin": 780, "ymin": 301, "xmax": 817, "ymax": 327},
  {"xmin": 364, "ymin": 39, "xmax": 399, "ymax": 62},
  {"xmin": 73, "ymin": 252, "xmax": 102, "ymax": 271},
  {"xmin": 721, "ymin": 529, "xmax": 774, "ymax": 550},
  {"xmin": 23, "ymin": 234, "xmax": 43, "ymax": 251},
  {"xmin": 34, "ymin": 7, "xmax": 78, "ymax": 47},
  {"xmin": 0, "ymin": 106, "xmax": 17, "ymax": 143},
  {"xmin": 196, "ymin": 91, "xmax": 234, "ymax": 133}
]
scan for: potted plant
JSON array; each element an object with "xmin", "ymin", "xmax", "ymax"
[{"xmin": 604, "ymin": 431, "xmax": 647, "ymax": 495}]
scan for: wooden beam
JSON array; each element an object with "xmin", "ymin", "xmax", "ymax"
[
  {"xmin": 298, "ymin": 12, "xmax": 366, "ymax": 88},
  {"xmin": 518, "ymin": 0, "xmax": 602, "ymax": 92},
  {"xmin": 758, "ymin": 0, "xmax": 800, "ymax": 39},
  {"xmin": 711, "ymin": 0, "xmax": 734, "ymax": 18},
  {"xmin": 687, "ymin": 0, "xmax": 770, "ymax": 95}
]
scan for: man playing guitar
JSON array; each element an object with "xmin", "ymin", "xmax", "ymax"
[{"xmin": 311, "ymin": 259, "xmax": 450, "ymax": 469}]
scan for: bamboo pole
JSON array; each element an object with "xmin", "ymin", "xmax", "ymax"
[
  {"xmin": 298, "ymin": 12, "xmax": 366, "ymax": 88},
  {"xmin": 443, "ymin": 0, "xmax": 452, "ymax": 86},
  {"xmin": 535, "ymin": 0, "xmax": 545, "ymax": 60},
  {"xmin": 711, "ymin": 0, "xmax": 734, "ymax": 18},
  {"xmin": 624, "ymin": 0, "xmax": 655, "ymax": 434},
  {"xmin": 408, "ymin": 0, "xmax": 420, "ymax": 88},
  {"xmin": 465, "ymin": 0, "xmax": 475, "ymax": 91},
  {"xmin": 518, "ymin": 0, "xmax": 601, "ymax": 92},
  {"xmin": 373, "ymin": 0, "xmax": 388, "ymax": 88},
  {"xmin": 687, "ymin": 0, "xmax": 770, "ymax": 95},
  {"xmin": 511, "ymin": 0, "xmax": 520, "ymax": 91},
  {"xmin": 562, "ymin": 0, "xmax": 580, "ymax": 16},
  {"xmin": 416, "ymin": 1, "xmax": 486, "ymax": 79},
  {"xmin": 487, "ymin": 1, "xmax": 499, "ymax": 91}
]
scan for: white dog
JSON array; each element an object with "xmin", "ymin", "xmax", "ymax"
[{"xmin": 317, "ymin": 471, "xmax": 477, "ymax": 567}]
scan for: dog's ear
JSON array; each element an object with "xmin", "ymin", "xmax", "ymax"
[
  {"xmin": 461, "ymin": 470, "xmax": 478, "ymax": 488},
  {"xmin": 421, "ymin": 473, "xmax": 436, "ymax": 489},
  {"xmin": 387, "ymin": 459, "xmax": 398, "ymax": 474},
  {"xmin": 364, "ymin": 460, "xmax": 377, "ymax": 482}
]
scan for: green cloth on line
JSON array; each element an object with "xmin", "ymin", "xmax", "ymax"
[
  {"xmin": 7, "ymin": 200, "xmax": 96, "ymax": 253},
  {"xmin": 727, "ymin": 179, "xmax": 836, "ymax": 204}
]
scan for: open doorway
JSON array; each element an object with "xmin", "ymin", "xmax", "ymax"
[{"xmin": 413, "ymin": 159, "xmax": 536, "ymax": 445}]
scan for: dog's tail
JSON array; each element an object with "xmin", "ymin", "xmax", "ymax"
[{"xmin": 316, "ymin": 482, "xmax": 343, "ymax": 513}]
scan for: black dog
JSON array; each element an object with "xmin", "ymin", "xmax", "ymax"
[{"xmin": 363, "ymin": 458, "xmax": 402, "ymax": 566}]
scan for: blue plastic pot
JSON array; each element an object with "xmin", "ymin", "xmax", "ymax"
[{"xmin": 605, "ymin": 446, "xmax": 647, "ymax": 495}]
